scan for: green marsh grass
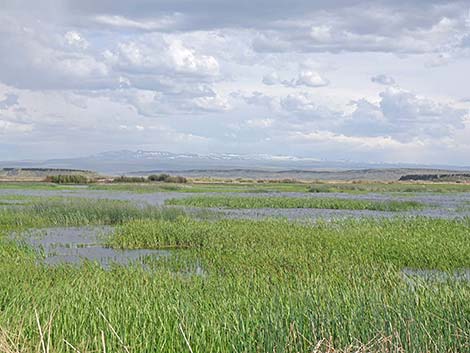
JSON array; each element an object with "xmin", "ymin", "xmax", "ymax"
[
  {"xmin": 0, "ymin": 197, "xmax": 468, "ymax": 352},
  {"xmin": 0, "ymin": 197, "xmax": 188, "ymax": 230},
  {"xmin": 165, "ymin": 195, "xmax": 424, "ymax": 211}
]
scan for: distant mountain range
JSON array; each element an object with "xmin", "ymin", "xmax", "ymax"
[{"xmin": 1, "ymin": 150, "xmax": 469, "ymax": 179}]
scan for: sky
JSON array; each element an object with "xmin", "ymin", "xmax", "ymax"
[{"xmin": 1, "ymin": 0, "xmax": 470, "ymax": 165}]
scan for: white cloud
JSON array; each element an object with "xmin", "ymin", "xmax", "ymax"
[
  {"xmin": 294, "ymin": 70, "xmax": 329, "ymax": 87},
  {"xmin": 115, "ymin": 37, "xmax": 219, "ymax": 77},
  {"xmin": 263, "ymin": 70, "xmax": 329, "ymax": 88},
  {"xmin": 168, "ymin": 40, "xmax": 219, "ymax": 75},
  {"xmin": 64, "ymin": 31, "xmax": 89, "ymax": 49}
]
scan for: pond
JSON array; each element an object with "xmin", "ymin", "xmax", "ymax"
[{"xmin": 13, "ymin": 226, "xmax": 169, "ymax": 268}]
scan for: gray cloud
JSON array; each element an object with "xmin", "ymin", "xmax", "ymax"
[
  {"xmin": 371, "ymin": 74, "xmax": 396, "ymax": 86},
  {"xmin": 0, "ymin": 93, "xmax": 19, "ymax": 109},
  {"xmin": 262, "ymin": 72, "xmax": 280, "ymax": 86}
]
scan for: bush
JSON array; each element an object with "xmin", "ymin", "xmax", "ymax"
[
  {"xmin": 148, "ymin": 174, "xmax": 187, "ymax": 183},
  {"xmin": 45, "ymin": 174, "xmax": 90, "ymax": 184},
  {"xmin": 148, "ymin": 173, "xmax": 170, "ymax": 182},
  {"xmin": 112, "ymin": 176, "xmax": 147, "ymax": 183},
  {"xmin": 165, "ymin": 175, "xmax": 187, "ymax": 183}
]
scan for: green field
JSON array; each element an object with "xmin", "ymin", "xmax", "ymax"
[
  {"xmin": 0, "ymin": 196, "xmax": 469, "ymax": 352},
  {"xmin": 165, "ymin": 195, "xmax": 424, "ymax": 211}
]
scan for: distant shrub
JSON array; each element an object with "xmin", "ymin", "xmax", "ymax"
[
  {"xmin": 45, "ymin": 174, "xmax": 90, "ymax": 184},
  {"xmin": 148, "ymin": 174, "xmax": 170, "ymax": 182},
  {"xmin": 113, "ymin": 176, "xmax": 147, "ymax": 183},
  {"xmin": 165, "ymin": 175, "xmax": 188, "ymax": 183},
  {"xmin": 235, "ymin": 178, "xmax": 254, "ymax": 183},
  {"xmin": 264, "ymin": 178, "xmax": 298, "ymax": 184},
  {"xmin": 148, "ymin": 174, "xmax": 187, "ymax": 184},
  {"xmin": 280, "ymin": 178, "xmax": 297, "ymax": 183}
]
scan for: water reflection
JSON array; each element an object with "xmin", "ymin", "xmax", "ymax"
[{"xmin": 15, "ymin": 226, "xmax": 169, "ymax": 268}]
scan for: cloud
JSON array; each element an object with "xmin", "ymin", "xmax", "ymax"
[
  {"xmin": 0, "ymin": 0, "xmax": 469, "ymax": 165},
  {"xmin": 344, "ymin": 87, "xmax": 468, "ymax": 141},
  {"xmin": 251, "ymin": 4, "xmax": 470, "ymax": 56},
  {"xmin": 64, "ymin": 31, "xmax": 89, "ymax": 49},
  {"xmin": 262, "ymin": 72, "xmax": 280, "ymax": 86},
  {"xmin": 119, "ymin": 85, "xmax": 230, "ymax": 117},
  {"xmin": 371, "ymin": 74, "xmax": 396, "ymax": 86},
  {"xmin": 191, "ymin": 95, "xmax": 231, "ymax": 112},
  {"xmin": 241, "ymin": 91, "xmax": 278, "ymax": 108},
  {"xmin": 279, "ymin": 92, "xmax": 340, "ymax": 130},
  {"xmin": 461, "ymin": 34, "xmax": 470, "ymax": 48},
  {"xmin": 0, "ymin": 93, "xmax": 19, "ymax": 109},
  {"xmin": 263, "ymin": 70, "xmax": 329, "ymax": 88},
  {"xmin": 93, "ymin": 14, "xmax": 184, "ymax": 32},
  {"xmin": 0, "ymin": 17, "xmax": 114, "ymax": 90},
  {"xmin": 116, "ymin": 37, "xmax": 218, "ymax": 75},
  {"xmin": 0, "ymin": 120, "xmax": 33, "ymax": 134},
  {"xmin": 168, "ymin": 40, "xmax": 219, "ymax": 75},
  {"xmin": 293, "ymin": 70, "xmax": 329, "ymax": 87}
]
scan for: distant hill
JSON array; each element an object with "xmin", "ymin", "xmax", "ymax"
[
  {"xmin": 0, "ymin": 168, "xmax": 97, "ymax": 181},
  {"xmin": 1, "ymin": 150, "xmax": 469, "ymax": 180}
]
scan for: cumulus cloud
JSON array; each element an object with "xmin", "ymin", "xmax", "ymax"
[
  {"xmin": 344, "ymin": 87, "xmax": 468, "ymax": 141},
  {"xmin": 64, "ymin": 31, "xmax": 89, "ymax": 49},
  {"xmin": 293, "ymin": 71, "xmax": 329, "ymax": 87},
  {"xmin": 111, "ymin": 36, "xmax": 220, "ymax": 90},
  {"xmin": 263, "ymin": 70, "xmax": 329, "ymax": 88}
]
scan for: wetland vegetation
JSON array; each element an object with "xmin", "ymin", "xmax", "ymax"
[
  {"xmin": 0, "ymin": 185, "xmax": 468, "ymax": 352},
  {"xmin": 3, "ymin": 179, "xmax": 470, "ymax": 195},
  {"xmin": 165, "ymin": 195, "xmax": 424, "ymax": 211}
]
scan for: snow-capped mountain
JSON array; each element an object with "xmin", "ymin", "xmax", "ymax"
[{"xmin": 90, "ymin": 150, "xmax": 322, "ymax": 163}]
